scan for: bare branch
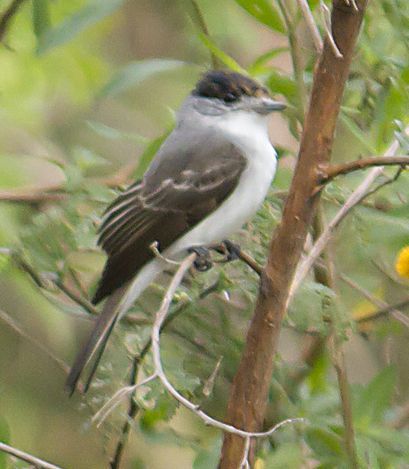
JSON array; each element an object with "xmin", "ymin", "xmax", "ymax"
[
  {"xmin": 291, "ymin": 135, "xmax": 408, "ymax": 300},
  {"xmin": 323, "ymin": 155, "xmax": 409, "ymax": 182},
  {"xmin": 320, "ymin": 1, "xmax": 343, "ymax": 58},
  {"xmin": 296, "ymin": 0, "xmax": 323, "ymax": 52},
  {"xmin": 355, "ymin": 297, "xmax": 409, "ymax": 324},
  {"xmin": 110, "ymin": 277, "xmax": 221, "ymax": 468},
  {"xmin": 188, "ymin": 0, "xmax": 222, "ymax": 70},
  {"xmin": 341, "ymin": 274, "xmax": 409, "ymax": 328},
  {"xmin": 0, "ymin": 442, "xmax": 61, "ymax": 469},
  {"xmin": 102, "ymin": 254, "xmax": 303, "ymax": 466}
]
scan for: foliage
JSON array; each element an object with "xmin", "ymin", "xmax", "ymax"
[{"xmin": 0, "ymin": 0, "xmax": 408, "ymax": 468}]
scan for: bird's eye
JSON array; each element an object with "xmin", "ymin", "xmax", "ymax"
[{"xmin": 224, "ymin": 92, "xmax": 237, "ymax": 103}]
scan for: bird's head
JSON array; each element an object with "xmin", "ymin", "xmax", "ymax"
[{"xmin": 191, "ymin": 70, "xmax": 286, "ymax": 117}]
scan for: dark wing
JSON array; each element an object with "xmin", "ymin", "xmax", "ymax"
[{"xmin": 92, "ymin": 136, "xmax": 246, "ymax": 304}]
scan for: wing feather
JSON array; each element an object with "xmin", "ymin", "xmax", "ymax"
[{"xmin": 92, "ymin": 137, "xmax": 247, "ymax": 304}]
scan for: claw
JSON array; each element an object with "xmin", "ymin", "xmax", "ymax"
[
  {"xmin": 222, "ymin": 240, "xmax": 241, "ymax": 261},
  {"xmin": 188, "ymin": 246, "xmax": 213, "ymax": 272}
]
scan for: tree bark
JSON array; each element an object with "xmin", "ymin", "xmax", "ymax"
[{"xmin": 219, "ymin": 1, "xmax": 368, "ymax": 466}]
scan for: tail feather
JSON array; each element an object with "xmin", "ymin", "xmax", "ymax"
[{"xmin": 65, "ymin": 285, "xmax": 128, "ymax": 395}]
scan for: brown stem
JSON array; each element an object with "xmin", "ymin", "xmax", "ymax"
[
  {"xmin": 188, "ymin": 0, "xmax": 222, "ymax": 70},
  {"xmin": 0, "ymin": 0, "xmax": 27, "ymax": 41},
  {"xmin": 313, "ymin": 208, "xmax": 358, "ymax": 467},
  {"xmin": 219, "ymin": 2, "xmax": 368, "ymax": 466},
  {"xmin": 324, "ymin": 156, "xmax": 409, "ymax": 182},
  {"xmin": 330, "ymin": 336, "xmax": 359, "ymax": 468},
  {"xmin": 277, "ymin": 0, "xmax": 307, "ymax": 114}
]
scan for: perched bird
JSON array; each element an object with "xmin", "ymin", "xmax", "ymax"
[{"xmin": 66, "ymin": 70, "xmax": 285, "ymax": 394}]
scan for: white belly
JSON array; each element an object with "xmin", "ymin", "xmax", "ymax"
[{"xmin": 168, "ymin": 116, "xmax": 277, "ymax": 254}]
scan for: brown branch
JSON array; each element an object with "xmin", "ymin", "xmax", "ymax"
[
  {"xmin": 0, "ymin": 0, "xmax": 27, "ymax": 41},
  {"xmin": 0, "ymin": 190, "xmax": 67, "ymax": 203},
  {"xmin": 291, "ymin": 166, "xmax": 404, "ymax": 297},
  {"xmin": 219, "ymin": 1, "xmax": 368, "ymax": 466},
  {"xmin": 188, "ymin": 0, "xmax": 221, "ymax": 70},
  {"xmin": 323, "ymin": 156, "xmax": 409, "ymax": 182},
  {"xmin": 312, "ymin": 209, "xmax": 358, "ymax": 466},
  {"xmin": 0, "ymin": 163, "xmax": 137, "ymax": 205},
  {"xmin": 355, "ymin": 297, "xmax": 409, "ymax": 324},
  {"xmin": 330, "ymin": 335, "xmax": 358, "ymax": 467},
  {"xmin": 277, "ymin": 0, "xmax": 307, "ymax": 113}
]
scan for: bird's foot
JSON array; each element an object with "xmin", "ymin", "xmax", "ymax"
[
  {"xmin": 212, "ymin": 240, "xmax": 241, "ymax": 263},
  {"xmin": 188, "ymin": 246, "xmax": 213, "ymax": 272}
]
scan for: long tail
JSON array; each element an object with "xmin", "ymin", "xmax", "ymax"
[
  {"xmin": 65, "ymin": 284, "xmax": 129, "ymax": 396},
  {"xmin": 65, "ymin": 258, "xmax": 164, "ymax": 395}
]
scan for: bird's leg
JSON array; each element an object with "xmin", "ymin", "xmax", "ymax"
[
  {"xmin": 211, "ymin": 239, "xmax": 241, "ymax": 262},
  {"xmin": 221, "ymin": 239, "xmax": 241, "ymax": 261},
  {"xmin": 188, "ymin": 246, "xmax": 213, "ymax": 272}
]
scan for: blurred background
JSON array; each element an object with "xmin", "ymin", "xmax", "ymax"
[{"xmin": 0, "ymin": 0, "xmax": 408, "ymax": 467}]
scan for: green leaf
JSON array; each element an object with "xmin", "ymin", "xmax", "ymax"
[
  {"xmin": 264, "ymin": 443, "xmax": 303, "ymax": 468},
  {"xmin": 133, "ymin": 128, "xmax": 172, "ymax": 179},
  {"xmin": 248, "ymin": 47, "xmax": 289, "ymax": 76},
  {"xmin": 196, "ymin": 33, "xmax": 246, "ymax": 74},
  {"xmin": 98, "ymin": 59, "xmax": 189, "ymax": 98},
  {"xmin": 267, "ymin": 71, "xmax": 298, "ymax": 100},
  {"xmin": 305, "ymin": 426, "xmax": 344, "ymax": 459},
  {"xmin": 37, "ymin": 0, "xmax": 125, "ymax": 55},
  {"xmin": 340, "ymin": 114, "xmax": 377, "ymax": 154},
  {"xmin": 86, "ymin": 120, "xmax": 149, "ymax": 145},
  {"xmin": 234, "ymin": 0, "xmax": 285, "ymax": 33},
  {"xmin": 140, "ymin": 394, "xmax": 179, "ymax": 430},
  {"xmin": 32, "ymin": 0, "xmax": 51, "ymax": 39},
  {"xmin": 71, "ymin": 146, "xmax": 108, "ymax": 172},
  {"xmin": 0, "ymin": 251, "xmax": 11, "ymax": 273},
  {"xmin": 0, "ymin": 415, "xmax": 10, "ymax": 469},
  {"xmin": 364, "ymin": 425, "xmax": 409, "ymax": 456},
  {"xmin": 353, "ymin": 367, "xmax": 396, "ymax": 426},
  {"xmin": 193, "ymin": 439, "xmax": 222, "ymax": 469}
]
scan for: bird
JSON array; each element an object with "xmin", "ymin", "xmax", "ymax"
[{"xmin": 66, "ymin": 69, "xmax": 286, "ymax": 395}]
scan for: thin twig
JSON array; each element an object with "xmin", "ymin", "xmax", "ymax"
[
  {"xmin": 0, "ymin": 308, "xmax": 70, "ymax": 375},
  {"xmin": 0, "ymin": 190, "xmax": 67, "ymax": 203},
  {"xmin": 320, "ymin": 0, "xmax": 343, "ymax": 58},
  {"xmin": 0, "ymin": 0, "xmax": 28, "ymax": 41},
  {"xmin": 291, "ymin": 146, "xmax": 406, "ymax": 300},
  {"xmin": 150, "ymin": 253, "xmax": 304, "ymax": 438},
  {"xmin": 54, "ymin": 279, "xmax": 99, "ymax": 316},
  {"xmin": 0, "ymin": 442, "xmax": 61, "ymax": 469},
  {"xmin": 330, "ymin": 335, "xmax": 359, "ymax": 468},
  {"xmin": 109, "ymin": 277, "xmax": 221, "ymax": 468},
  {"xmin": 277, "ymin": 0, "xmax": 307, "ymax": 113},
  {"xmin": 341, "ymin": 274, "xmax": 409, "ymax": 328},
  {"xmin": 311, "ymin": 208, "xmax": 359, "ymax": 468},
  {"xmin": 296, "ymin": 0, "xmax": 323, "ymax": 52},
  {"xmin": 188, "ymin": 0, "xmax": 221, "ymax": 69},
  {"xmin": 323, "ymin": 155, "xmax": 409, "ymax": 182},
  {"xmin": 93, "ymin": 374, "xmax": 158, "ymax": 428},
  {"xmin": 105, "ymin": 255, "xmax": 303, "ymax": 467}
]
